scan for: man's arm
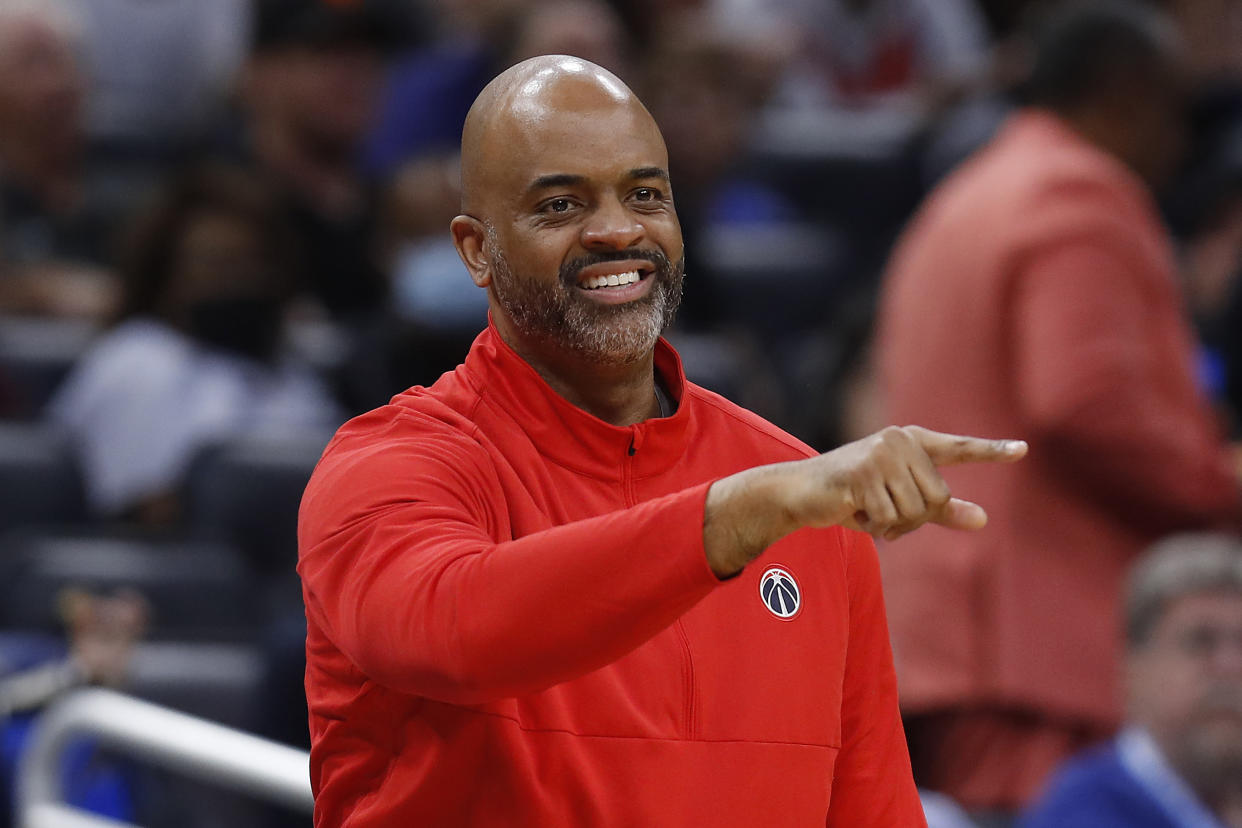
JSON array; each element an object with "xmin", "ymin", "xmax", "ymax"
[
  {"xmin": 703, "ymin": 425, "xmax": 1025, "ymax": 577},
  {"xmin": 300, "ymin": 424, "xmax": 1022, "ymax": 704},
  {"xmin": 1014, "ymin": 239, "xmax": 1240, "ymax": 533}
]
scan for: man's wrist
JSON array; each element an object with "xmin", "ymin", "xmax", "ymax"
[{"xmin": 703, "ymin": 463, "xmax": 802, "ymax": 578}]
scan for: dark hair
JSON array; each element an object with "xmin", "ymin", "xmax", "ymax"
[
  {"xmin": 251, "ymin": 0, "xmax": 419, "ymax": 54},
  {"xmin": 1019, "ymin": 0, "xmax": 1177, "ymax": 112},
  {"xmin": 114, "ymin": 164, "xmax": 299, "ymax": 323}
]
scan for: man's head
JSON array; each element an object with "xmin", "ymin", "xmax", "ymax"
[
  {"xmin": 118, "ymin": 165, "xmax": 299, "ymax": 362},
  {"xmin": 0, "ymin": 0, "xmax": 83, "ymax": 171},
  {"xmin": 244, "ymin": 0, "xmax": 412, "ymax": 161},
  {"xmin": 451, "ymin": 56, "xmax": 684, "ymax": 368},
  {"xmin": 1022, "ymin": 0, "xmax": 1189, "ymax": 187},
  {"xmin": 1126, "ymin": 534, "xmax": 1242, "ymax": 796}
]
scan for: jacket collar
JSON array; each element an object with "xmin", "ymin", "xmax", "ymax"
[{"xmin": 461, "ymin": 319, "xmax": 694, "ymax": 481}]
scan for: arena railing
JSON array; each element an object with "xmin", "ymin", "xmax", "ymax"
[{"xmin": 16, "ymin": 687, "xmax": 313, "ymax": 828}]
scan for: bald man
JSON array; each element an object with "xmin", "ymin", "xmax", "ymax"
[{"xmin": 298, "ymin": 56, "xmax": 1025, "ymax": 827}]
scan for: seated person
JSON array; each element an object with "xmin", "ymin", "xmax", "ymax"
[
  {"xmin": 1020, "ymin": 533, "xmax": 1242, "ymax": 828},
  {"xmin": 47, "ymin": 165, "xmax": 343, "ymax": 524},
  {"xmin": 0, "ymin": 589, "xmax": 146, "ymax": 827}
]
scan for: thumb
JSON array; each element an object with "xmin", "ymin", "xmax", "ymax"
[{"xmin": 932, "ymin": 497, "xmax": 989, "ymax": 531}]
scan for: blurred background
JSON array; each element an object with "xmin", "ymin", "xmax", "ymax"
[{"xmin": 1, "ymin": 0, "xmax": 1242, "ymax": 826}]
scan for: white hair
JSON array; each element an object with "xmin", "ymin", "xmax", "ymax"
[{"xmin": 0, "ymin": 0, "xmax": 83, "ymax": 43}]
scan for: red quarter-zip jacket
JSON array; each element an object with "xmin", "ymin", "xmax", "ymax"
[{"xmin": 297, "ymin": 323, "xmax": 924, "ymax": 827}]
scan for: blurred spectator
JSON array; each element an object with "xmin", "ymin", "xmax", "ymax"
[
  {"xmin": 506, "ymin": 0, "xmax": 631, "ymax": 77},
  {"xmin": 0, "ymin": 0, "xmax": 119, "ymax": 318},
  {"xmin": 1165, "ymin": 0, "xmax": 1242, "ymax": 83},
  {"xmin": 364, "ymin": 0, "xmax": 629, "ymax": 179},
  {"xmin": 0, "ymin": 588, "xmax": 146, "ymax": 827},
  {"xmin": 362, "ymin": 0, "xmax": 533, "ymax": 178},
  {"xmin": 380, "ymin": 152, "xmax": 489, "ymax": 385},
  {"xmin": 639, "ymin": 11, "xmax": 796, "ymax": 330},
  {"xmin": 233, "ymin": 0, "xmax": 413, "ymax": 320},
  {"xmin": 47, "ymin": 165, "xmax": 342, "ymax": 525},
  {"xmin": 75, "ymin": 0, "xmax": 250, "ymax": 153},
  {"xmin": 875, "ymin": 0, "xmax": 1242, "ymax": 817},
  {"xmin": 1020, "ymin": 534, "xmax": 1242, "ymax": 828},
  {"xmin": 0, "ymin": 589, "xmax": 147, "ymax": 718},
  {"xmin": 765, "ymin": 0, "xmax": 990, "ymax": 112}
]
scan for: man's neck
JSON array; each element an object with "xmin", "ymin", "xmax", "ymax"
[{"xmin": 498, "ymin": 325, "xmax": 661, "ymax": 427}]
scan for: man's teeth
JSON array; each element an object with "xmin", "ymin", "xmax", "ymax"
[{"xmin": 581, "ymin": 270, "xmax": 641, "ymax": 290}]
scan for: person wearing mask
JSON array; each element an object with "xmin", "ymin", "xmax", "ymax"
[{"xmin": 48, "ymin": 165, "xmax": 341, "ymax": 524}]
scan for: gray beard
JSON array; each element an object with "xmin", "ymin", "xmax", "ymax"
[{"xmin": 484, "ymin": 232, "xmax": 683, "ymax": 366}]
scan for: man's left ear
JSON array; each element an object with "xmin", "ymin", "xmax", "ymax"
[{"xmin": 450, "ymin": 215, "xmax": 492, "ymax": 288}]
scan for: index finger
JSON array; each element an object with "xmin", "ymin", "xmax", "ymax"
[{"xmin": 906, "ymin": 426, "xmax": 1028, "ymax": 467}]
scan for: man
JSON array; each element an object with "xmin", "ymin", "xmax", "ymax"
[
  {"xmin": 1021, "ymin": 534, "xmax": 1242, "ymax": 827},
  {"xmin": 239, "ymin": 0, "xmax": 412, "ymax": 319},
  {"xmin": 0, "ymin": 0, "xmax": 120, "ymax": 320},
  {"xmin": 875, "ymin": 1, "xmax": 1242, "ymax": 815},
  {"xmin": 298, "ymin": 55, "xmax": 1025, "ymax": 826}
]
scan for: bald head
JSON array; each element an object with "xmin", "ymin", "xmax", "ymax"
[
  {"xmin": 449, "ymin": 55, "xmax": 684, "ymax": 380},
  {"xmin": 460, "ymin": 56, "xmax": 662, "ymax": 216}
]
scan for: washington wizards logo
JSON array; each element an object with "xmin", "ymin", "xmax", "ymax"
[{"xmin": 759, "ymin": 566, "xmax": 801, "ymax": 620}]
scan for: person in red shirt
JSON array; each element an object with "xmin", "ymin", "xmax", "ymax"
[
  {"xmin": 297, "ymin": 54, "xmax": 1026, "ymax": 827},
  {"xmin": 876, "ymin": 1, "xmax": 1242, "ymax": 816}
]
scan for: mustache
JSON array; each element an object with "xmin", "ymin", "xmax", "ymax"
[{"xmin": 559, "ymin": 248, "xmax": 675, "ymax": 286}]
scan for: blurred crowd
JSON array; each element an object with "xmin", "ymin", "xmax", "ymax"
[{"xmin": 1, "ymin": 0, "xmax": 1242, "ymax": 826}]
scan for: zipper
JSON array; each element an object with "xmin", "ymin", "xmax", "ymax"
[
  {"xmin": 673, "ymin": 620, "xmax": 697, "ymax": 739},
  {"xmin": 624, "ymin": 427, "xmax": 697, "ymax": 735},
  {"xmin": 622, "ymin": 427, "xmax": 643, "ymax": 506}
]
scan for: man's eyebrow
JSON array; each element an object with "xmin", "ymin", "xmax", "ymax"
[
  {"xmin": 629, "ymin": 166, "xmax": 670, "ymax": 182},
  {"xmin": 527, "ymin": 173, "xmax": 586, "ymax": 193}
]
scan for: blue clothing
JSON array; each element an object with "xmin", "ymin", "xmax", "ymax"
[
  {"xmin": 1020, "ymin": 729, "xmax": 1225, "ymax": 828},
  {"xmin": 0, "ymin": 634, "xmax": 134, "ymax": 827},
  {"xmin": 361, "ymin": 43, "xmax": 493, "ymax": 177}
]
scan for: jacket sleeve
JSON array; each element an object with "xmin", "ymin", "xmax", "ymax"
[
  {"xmin": 1013, "ymin": 236, "xmax": 1238, "ymax": 534},
  {"xmin": 297, "ymin": 421, "xmax": 721, "ymax": 705},
  {"xmin": 825, "ymin": 531, "xmax": 926, "ymax": 827}
]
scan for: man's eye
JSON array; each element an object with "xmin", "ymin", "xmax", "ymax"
[
  {"xmin": 547, "ymin": 199, "xmax": 573, "ymax": 213},
  {"xmin": 634, "ymin": 188, "xmax": 658, "ymax": 201}
]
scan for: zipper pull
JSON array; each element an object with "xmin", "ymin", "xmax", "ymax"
[{"xmin": 628, "ymin": 427, "xmax": 644, "ymax": 457}]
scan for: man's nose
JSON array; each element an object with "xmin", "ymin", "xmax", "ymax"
[{"xmin": 581, "ymin": 197, "xmax": 644, "ymax": 250}]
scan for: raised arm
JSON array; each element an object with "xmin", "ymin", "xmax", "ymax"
[{"xmin": 300, "ymin": 423, "xmax": 1024, "ymax": 704}]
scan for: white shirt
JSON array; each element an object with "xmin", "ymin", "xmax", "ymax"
[{"xmin": 48, "ymin": 318, "xmax": 342, "ymax": 515}]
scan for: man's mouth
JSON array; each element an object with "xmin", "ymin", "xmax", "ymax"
[
  {"xmin": 573, "ymin": 259, "xmax": 656, "ymax": 293},
  {"xmin": 580, "ymin": 269, "xmax": 644, "ymax": 290}
]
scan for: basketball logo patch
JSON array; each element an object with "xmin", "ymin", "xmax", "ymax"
[{"xmin": 759, "ymin": 566, "xmax": 801, "ymax": 620}]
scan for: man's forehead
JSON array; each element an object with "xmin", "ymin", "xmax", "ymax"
[
  {"xmin": 461, "ymin": 56, "xmax": 666, "ymax": 213},
  {"xmin": 490, "ymin": 101, "xmax": 667, "ymax": 195}
]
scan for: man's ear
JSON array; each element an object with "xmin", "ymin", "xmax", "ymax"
[{"xmin": 451, "ymin": 215, "xmax": 492, "ymax": 288}]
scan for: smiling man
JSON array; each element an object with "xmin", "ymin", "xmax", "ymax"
[{"xmin": 297, "ymin": 55, "xmax": 1025, "ymax": 827}]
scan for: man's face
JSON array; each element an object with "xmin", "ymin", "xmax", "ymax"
[
  {"xmin": 0, "ymin": 16, "xmax": 82, "ymax": 152},
  {"xmin": 1128, "ymin": 590, "xmax": 1242, "ymax": 788},
  {"xmin": 250, "ymin": 44, "xmax": 384, "ymax": 153},
  {"xmin": 479, "ymin": 90, "xmax": 685, "ymax": 365}
]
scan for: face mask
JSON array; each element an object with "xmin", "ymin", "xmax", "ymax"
[{"xmin": 186, "ymin": 295, "xmax": 284, "ymax": 363}]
